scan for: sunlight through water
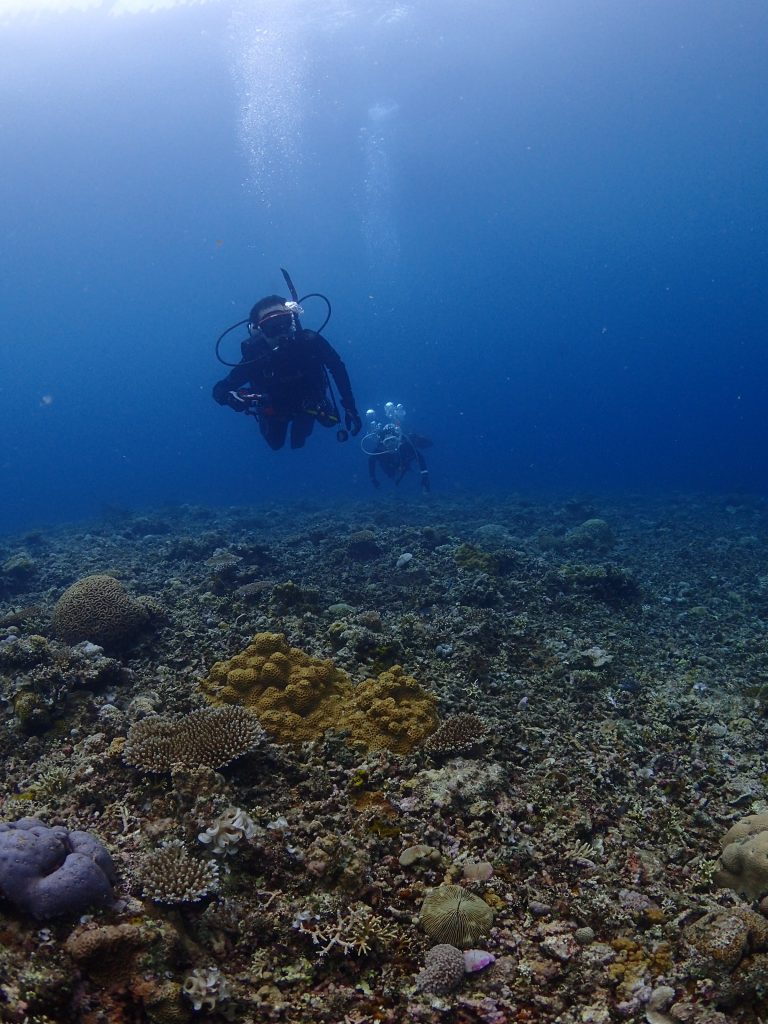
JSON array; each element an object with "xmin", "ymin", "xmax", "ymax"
[{"xmin": 0, "ymin": 0, "xmax": 217, "ymax": 15}]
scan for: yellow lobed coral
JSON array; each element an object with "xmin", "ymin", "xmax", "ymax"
[
  {"xmin": 352, "ymin": 664, "xmax": 439, "ymax": 754},
  {"xmin": 201, "ymin": 632, "xmax": 349, "ymax": 744},
  {"xmin": 201, "ymin": 633, "xmax": 438, "ymax": 753}
]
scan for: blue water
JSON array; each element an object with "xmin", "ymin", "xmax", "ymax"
[{"xmin": 1, "ymin": 0, "xmax": 766, "ymax": 535}]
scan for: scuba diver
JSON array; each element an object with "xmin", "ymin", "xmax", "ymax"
[
  {"xmin": 362, "ymin": 403, "xmax": 432, "ymax": 493},
  {"xmin": 212, "ymin": 269, "xmax": 362, "ymax": 450}
]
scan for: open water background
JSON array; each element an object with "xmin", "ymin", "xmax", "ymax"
[{"xmin": 1, "ymin": 0, "xmax": 766, "ymax": 535}]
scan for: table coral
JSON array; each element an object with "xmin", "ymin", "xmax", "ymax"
[
  {"xmin": 123, "ymin": 705, "xmax": 264, "ymax": 772},
  {"xmin": 424, "ymin": 712, "xmax": 488, "ymax": 758}
]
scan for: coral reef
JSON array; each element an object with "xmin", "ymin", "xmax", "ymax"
[{"xmin": 4, "ymin": 494, "xmax": 768, "ymax": 1021}]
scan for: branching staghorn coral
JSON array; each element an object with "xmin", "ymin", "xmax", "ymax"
[{"xmin": 292, "ymin": 901, "xmax": 400, "ymax": 958}]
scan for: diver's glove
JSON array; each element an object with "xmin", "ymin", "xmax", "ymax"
[
  {"xmin": 344, "ymin": 408, "xmax": 362, "ymax": 436},
  {"xmin": 226, "ymin": 390, "xmax": 253, "ymax": 412}
]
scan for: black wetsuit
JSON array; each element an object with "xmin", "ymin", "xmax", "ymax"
[
  {"xmin": 213, "ymin": 329, "xmax": 357, "ymax": 450},
  {"xmin": 369, "ymin": 434, "xmax": 431, "ymax": 492}
]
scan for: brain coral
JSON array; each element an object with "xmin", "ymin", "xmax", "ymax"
[
  {"xmin": 52, "ymin": 574, "xmax": 149, "ymax": 649},
  {"xmin": 420, "ymin": 884, "xmax": 494, "ymax": 948},
  {"xmin": 124, "ymin": 706, "xmax": 264, "ymax": 772},
  {"xmin": 200, "ymin": 632, "xmax": 438, "ymax": 753}
]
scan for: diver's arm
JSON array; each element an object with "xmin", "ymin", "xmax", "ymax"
[
  {"xmin": 315, "ymin": 334, "xmax": 357, "ymax": 412},
  {"xmin": 212, "ymin": 339, "xmax": 265, "ymax": 407},
  {"xmin": 212, "ymin": 363, "xmax": 253, "ymax": 406}
]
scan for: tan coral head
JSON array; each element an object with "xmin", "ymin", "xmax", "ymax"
[{"xmin": 716, "ymin": 829, "xmax": 768, "ymax": 902}]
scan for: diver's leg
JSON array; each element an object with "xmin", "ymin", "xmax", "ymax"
[
  {"xmin": 260, "ymin": 416, "xmax": 289, "ymax": 450},
  {"xmin": 290, "ymin": 414, "xmax": 315, "ymax": 449}
]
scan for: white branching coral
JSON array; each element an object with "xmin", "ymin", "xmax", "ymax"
[
  {"xmin": 198, "ymin": 806, "xmax": 257, "ymax": 855},
  {"xmin": 293, "ymin": 902, "xmax": 399, "ymax": 958}
]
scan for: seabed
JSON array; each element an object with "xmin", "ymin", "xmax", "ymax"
[{"xmin": 1, "ymin": 491, "xmax": 767, "ymax": 1024}]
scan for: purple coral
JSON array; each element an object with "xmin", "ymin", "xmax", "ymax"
[
  {"xmin": 0, "ymin": 818, "xmax": 117, "ymax": 920},
  {"xmin": 463, "ymin": 949, "xmax": 496, "ymax": 972}
]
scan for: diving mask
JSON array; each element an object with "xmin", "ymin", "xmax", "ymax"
[{"xmin": 251, "ymin": 301, "xmax": 304, "ymax": 340}]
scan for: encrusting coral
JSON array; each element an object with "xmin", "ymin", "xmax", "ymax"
[
  {"xmin": 123, "ymin": 705, "xmax": 265, "ymax": 772},
  {"xmin": 52, "ymin": 574, "xmax": 151, "ymax": 649},
  {"xmin": 200, "ymin": 632, "xmax": 438, "ymax": 753}
]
